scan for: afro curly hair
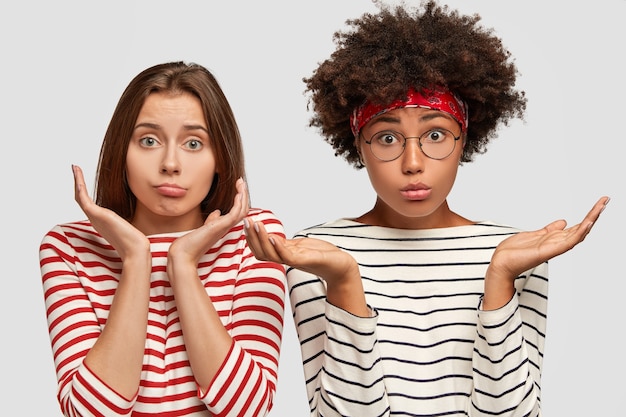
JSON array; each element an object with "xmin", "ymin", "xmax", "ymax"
[{"xmin": 303, "ymin": 0, "xmax": 527, "ymax": 168}]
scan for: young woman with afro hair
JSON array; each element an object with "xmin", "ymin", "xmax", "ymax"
[{"xmin": 246, "ymin": 1, "xmax": 609, "ymax": 416}]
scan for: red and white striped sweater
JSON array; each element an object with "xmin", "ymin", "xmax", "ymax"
[{"xmin": 39, "ymin": 208, "xmax": 286, "ymax": 417}]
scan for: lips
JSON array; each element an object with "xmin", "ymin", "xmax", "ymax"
[
  {"xmin": 400, "ymin": 183, "xmax": 431, "ymax": 201},
  {"xmin": 155, "ymin": 183, "xmax": 187, "ymax": 198}
]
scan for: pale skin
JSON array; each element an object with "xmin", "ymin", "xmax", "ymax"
[
  {"xmin": 246, "ymin": 107, "xmax": 609, "ymax": 316},
  {"xmin": 73, "ymin": 91, "xmax": 250, "ymax": 399}
]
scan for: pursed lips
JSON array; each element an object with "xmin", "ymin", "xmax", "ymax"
[
  {"xmin": 155, "ymin": 183, "xmax": 187, "ymax": 197},
  {"xmin": 400, "ymin": 183, "xmax": 431, "ymax": 200}
]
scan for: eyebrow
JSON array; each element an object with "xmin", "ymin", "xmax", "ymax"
[{"xmin": 134, "ymin": 122, "xmax": 209, "ymax": 133}]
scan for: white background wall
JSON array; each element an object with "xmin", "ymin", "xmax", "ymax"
[{"xmin": 1, "ymin": 1, "xmax": 623, "ymax": 415}]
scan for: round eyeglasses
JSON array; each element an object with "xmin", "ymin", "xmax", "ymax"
[{"xmin": 363, "ymin": 128, "xmax": 461, "ymax": 161}]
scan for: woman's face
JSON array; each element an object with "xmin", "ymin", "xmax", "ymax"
[
  {"xmin": 358, "ymin": 106, "xmax": 464, "ymax": 229},
  {"xmin": 125, "ymin": 91, "xmax": 216, "ymax": 235}
]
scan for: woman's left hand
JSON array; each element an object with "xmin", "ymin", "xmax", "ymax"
[
  {"xmin": 168, "ymin": 178, "xmax": 249, "ymax": 266},
  {"xmin": 483, "ymin": 196, "xmax": 609, "ymax": 309}
]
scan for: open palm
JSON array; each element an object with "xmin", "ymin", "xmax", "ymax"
[
  {"xmin": 490, "ymin": 196, "xmax": 609, "ymax": 278},
  {"xmin": 246, "ymin": 222, "xmax": 359, "ymax": 285},
  {"xmin": 73, "ymin": 165, "xmax": 149, "ymax": 260}
]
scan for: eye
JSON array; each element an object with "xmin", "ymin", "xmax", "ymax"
[
  {"xmin": 183, "ymin": 139, "xmax": 203, "ymax": 150},
  {"xmin": 139, "ymin": 136, "xmax": 159, "ymax": 147},
  {"xmin": 373, "ymin": 131, "xmax": 402, "ymax": 146},
  {"xmin": 422, "ymin": 129, "xmax": 450, "ymax": 143}
]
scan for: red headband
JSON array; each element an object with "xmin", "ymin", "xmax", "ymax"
[{"xmin": 350, "ymin": 87, "xmax": 468, "ymax": 137}]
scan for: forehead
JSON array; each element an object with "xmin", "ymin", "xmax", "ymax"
[
  {"xmin": 368, "ymin": 107, "xmax": 458, "ymax": 128},
  {"xmin": 140, "ymin": 91, "xmax": 202, "ymax": 112}
]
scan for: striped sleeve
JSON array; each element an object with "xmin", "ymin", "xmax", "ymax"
[
  {"xmin": 470, "ymin": 262, "xmax": 548, "ymax": 416},
  {"xmin": 288, "ymin": 268, "xmax": 391, "ymax": 417},
  {"xmin": 202, "ymin": 209, "xmax": 287, "ymax": 417},
  {"xmin": 40, "ymin": 223, "xmax": 137, "ymax": 416}
]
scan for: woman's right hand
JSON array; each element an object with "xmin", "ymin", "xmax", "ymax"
[
  {"xmin": 245, "ymin": 220, "xmax": 370, "ymax": 316},
  {"xmin": 72, "ymin": 164, "xmax": 150, "ymax": 260}
]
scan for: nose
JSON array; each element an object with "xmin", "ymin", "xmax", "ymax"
[
  {"xmin": 160, "ymin": 146, "xmax": 181, "ymax": 174},
  {"xmin": 401, "ymin": 137, "xmax": 425, "ymax": 174}
]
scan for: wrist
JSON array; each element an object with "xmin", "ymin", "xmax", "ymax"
[
  {"xmin": 482, "ymin": 265, "xmax": 515, "ymax": 310},
  {"xmin": 325, "ymin": 266, "xmax": 369, "ymax": 317},
  {"xmin": 166, "ymin": 256, "xmax": 198, "ymax": 285},
  {"xmin": 122, "ymin": 252, "xmax": 151, "ymax": 269}
]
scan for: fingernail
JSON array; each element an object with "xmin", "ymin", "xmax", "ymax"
[
  {"xmin": 243, "ymin": 218, "xmax": 249, "ymax": 229},
  {"xmin": 269, "ymin": 237, "xmax": 275, "ymax": 245},
  {"xmin": 600, "ymin": 198, "xmax": 610, "ymax": 213},
  {"xmin": 254, "ymin": 222, "xmax": 259, "ymax": 233}
]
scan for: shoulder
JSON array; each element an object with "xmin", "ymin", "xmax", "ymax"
[
  {"xmin": 41, "ymin": 220, "xmax": 97, "ymax": 242},
  {"xmin": 438, "ymin": 221, "xmax": 523, "ymax": 239},
  {"xmin": 39, "ymin": 220, "xmax": 113, "ymax": 263},
  {"xmin": 471, "ymin": 221, "xmax": 522, "ymax": 236},
  {"xmin": 292, "ymin": 218, "xmax": 375, "ymax": 244},
  {"xmin": 40, "ymin": 220, "xmax": 105, "ymax": 249},
  {"xmin": 460, "ymin": 221, "xmax": 522, "ymax": 247},
  {"xmin": 471, "ymin": 220, "xmax": 521, "ymax": 232}
]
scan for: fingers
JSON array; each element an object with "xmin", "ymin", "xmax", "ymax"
[
  {"xmin": 565, "ymin": 196, "xmax": 610, "ymax": 244},
  {"xmin": 72, "ymin": 164, "xmax": 96, "ymax": 213},
  {"xmin": 192, "ymin": 179, "xmax": 251, "ymax": 257},
  {"xmin": 582, "ymin": 196, "xmax": 610, "ymax": 229},
  {"xmin": 227, "ymin": 178, "xmax": 249, "ymax": 223},
  {"xmin": 244, "ymin": 217, "xmax": 283, "ymax": 263},
  {"xmin": 543, "ymin": 219, "xmax": 567, "ymax": 233},
  {"xmin": 202, "ymin": 178, "xmax": 248, "ymax": 227},
  {"xmin": 238, "ymin": 177, "xmax": 250, "ymax": 211},
  {"xmin": 72, "ymin": 164, "xmax": 85, "ymax": 200}
]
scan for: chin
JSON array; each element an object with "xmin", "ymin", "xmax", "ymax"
[{"xmin": 397, "ymin": 203, "xmax": 440, "ymax": 219}]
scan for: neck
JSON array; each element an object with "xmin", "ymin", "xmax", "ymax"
[
  {"xmin": 131, "ymin": 209, "xmax": 204, "ymax": 236},
  {"xmin": 355, "ymin": 199, "xmax": 472, "ymax": 229}
]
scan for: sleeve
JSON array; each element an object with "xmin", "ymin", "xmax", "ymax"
[
  {"xmin": 287, "ymin": 266, "xmax": 391, "ymax": 417},
  {"xmin": 202, "ymin": 209, "xmax": 287, "ymax": 417},
  {"xmin": 39, "ymin": 226, "xmax": 137, "ymax": 417},
  {"xmin": 469, "ymin": 262, "xmax": 548, "ymax": 416}
]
